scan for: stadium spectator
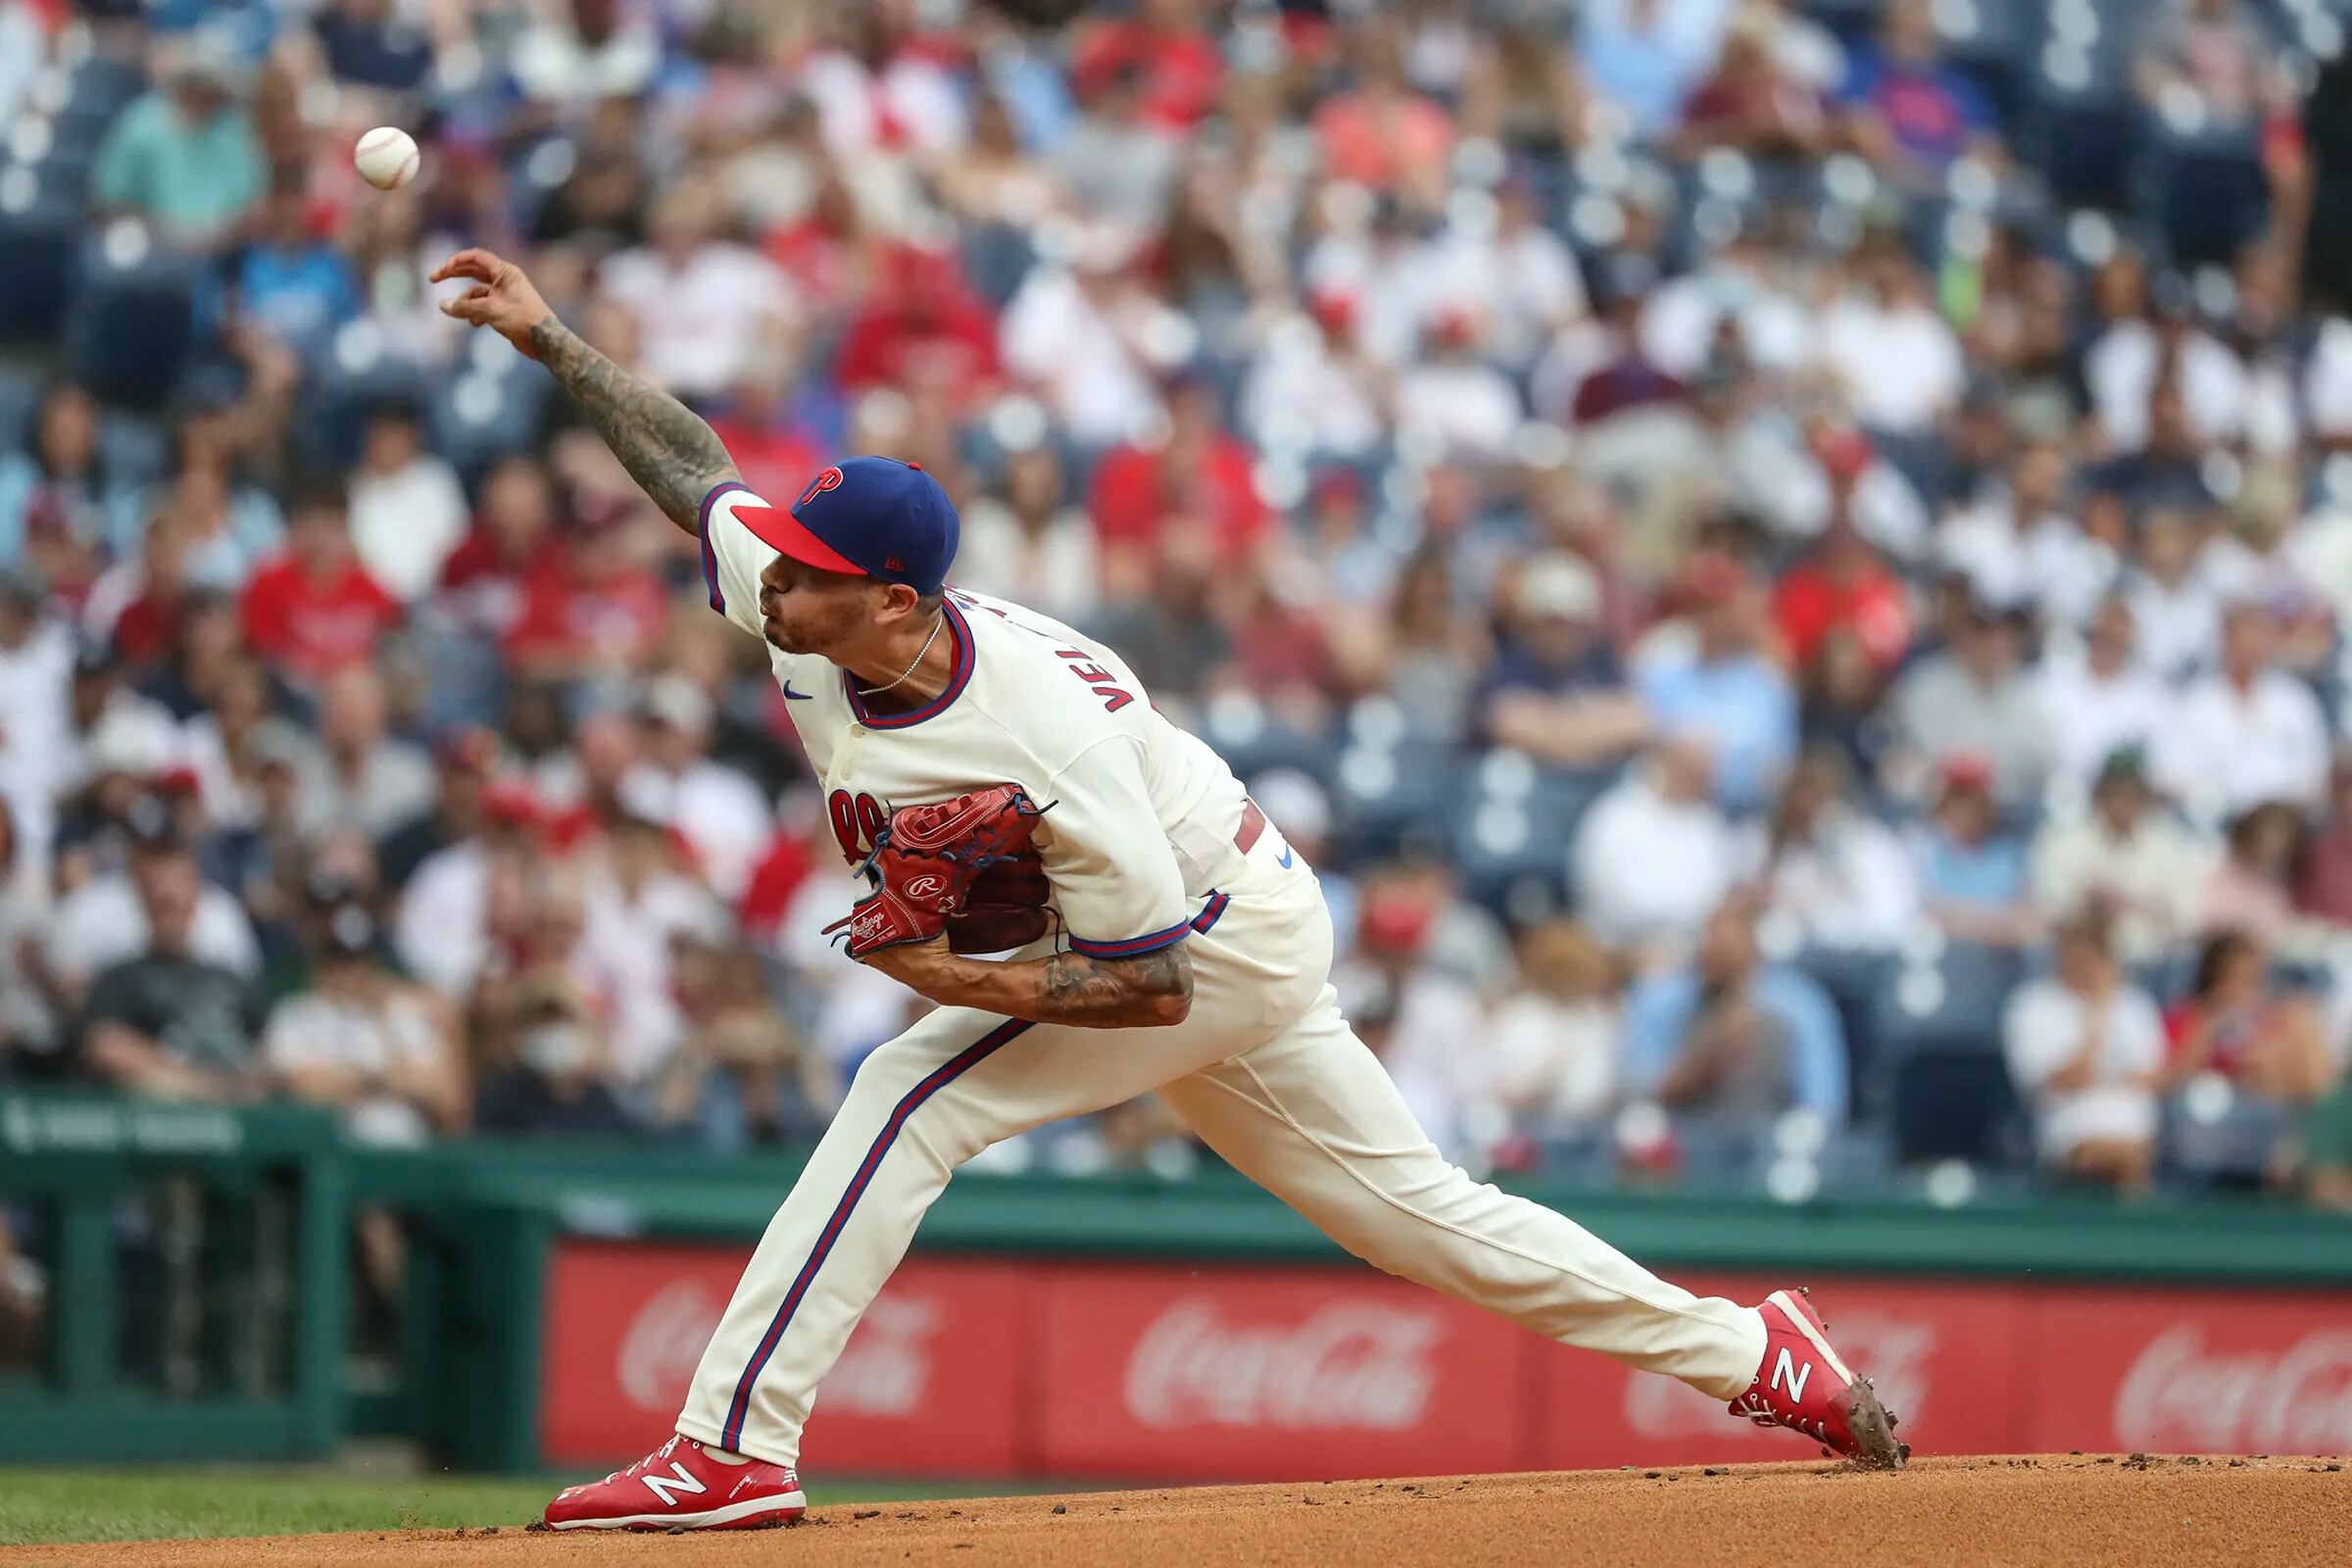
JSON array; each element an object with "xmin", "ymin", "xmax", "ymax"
[
  {"xmin": 287, "ymin": 665, "xmax": 435, "ymax": 844},
  {"xmin": 1740, "ymin": 748, "xmax": 1918, "ymax": 956},
  {"xmin": 262, "ymin": 900, "xmax": 466, "ymax": 1145},
  {"xmin": 1621, "ymin": 895, "xmax": 1848, "ymax": 1134},
  {"xmin": 2031, "ymin": 748, "xmax": 2210, "ymax": 966},
  {"xmin": 2195, "ymin": 802, "xmax": 2320, "ymax": 953},
  {"xmin": 1885, "ymin": 593, "xmax": 2052, "ymax": 811},
  {"xmin": 1836, "ymin": 0, "xmax": 2002, "ymax": 181},
  {"xmin": 2034, "ymin": 598, "xmax": 2168, "ymax": 801},
  {"xmin": 346, "ymin": 403, "xmax": 467, "ymax": 602},
  {"xmin": 1911, "ymin": 756, "xmax": 2037, "ymax": 948},
  {"xmin": 2157, "ymin": 605, "xmax": 2330, "ymax": 828},
  {"xmin": 1487, "ymin": 920, "xmax": 1621, "ymax": 1136},
  {"xmin": 471, "ymin": 973, "xmax": 638, "ymax": 1139},
  {"xmin": 656, "ymin": 928, "xmax": 829, "ymax": 1151},
  {"xmin": 1574, "ymin": 735, "xmax": 1738, "ymax": 961},
  {"xmin": 239, "ymin": 484, "xmax": 401, "ymax": 688},
  {"xmin": 956, "ymin": 440, "xmax": 1099, "ymax": 627},
  {"xmin": 92, "ymin": 39, "xmax": 266, "ymax": 251},
  {"xmin": 0, "ymin": 383, "xmax": 131, "ymax": 575},
  {"xmin": 2164, "ymin": 931, "xmax": 2337, "ymax": 1103},
  {"xmin": 2003, "ymin": 914, "xmax": 2166, "ymax": 1193},
  {"xmin": 1635, "ymin": 554, "xmax": 1796, "ymax": 813},
  {"xmin": 75, "ymin": 835, "xmax": 263, "ymax": 1100},
  {"xmin": 49, "ymin": 804, "xmax": 259, "ymax": 1002},
  {"xmin": 1480, "ymin": 553, "xmax": 1648, "ymax": 770}
]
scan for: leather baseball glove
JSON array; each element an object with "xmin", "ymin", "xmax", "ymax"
[{"xmin": 824, "ymin": 785, "xmax": 1050, "ymax": 958}]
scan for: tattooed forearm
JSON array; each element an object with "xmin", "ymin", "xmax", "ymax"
[
  {"xmin": 528, "ymin": 318, "xmax": 739, "ymax": 535},
  {"xmin": 1033, "ymin": 945, "xmax": 1194, "ymax": 1027}
]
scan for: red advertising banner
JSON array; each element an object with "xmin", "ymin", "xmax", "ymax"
[
  {"xmin": 538, "ymin": 1241, "xmax": 1024, "ymax": 1474},
  {"xmin": 1028, "ymin": 1263, "xmax": 1526, "ymax": 1481},
  {"xmin": 537, "ymin": 1240, "xmax": 2352, "ymax": 1478},
  {"xmin": 2018, "ymin": 1287, "xmax": 2352, "ymax": 1458}
]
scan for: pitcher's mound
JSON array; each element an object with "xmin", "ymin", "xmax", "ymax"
[{"xmin": 20, "ymin": 1454, "xmax": 2349, "ymax": 1568}]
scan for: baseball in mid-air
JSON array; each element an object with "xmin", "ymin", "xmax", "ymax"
[{"xmin": 354, "ymin": 125, "xmax": 419, "ymax": 191}]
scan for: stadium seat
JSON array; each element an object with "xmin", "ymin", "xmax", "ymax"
[
  {"xmin": 64, "ymin": 229, "xmax": 205, "ymax": 409},
  {"xmin": 1891, "ymin": 1048, "xmax": 2027, "ymax": 1166},
  {"xmin": 0, "ymin": 187, "xmax": 81, "ymax": 345}
]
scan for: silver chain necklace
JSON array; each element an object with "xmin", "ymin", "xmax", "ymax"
[{"xmin": 857, "ymin": 610, "xmax": 947, "ymax": 698}]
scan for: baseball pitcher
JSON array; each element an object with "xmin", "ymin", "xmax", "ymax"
[{"xmin": 432, "ymin": 249, "xmax": 1907, "ymax": 1534}]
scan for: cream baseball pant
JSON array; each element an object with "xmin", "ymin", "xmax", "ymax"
[{"xmin": 676, "ymin": 825, "xmax": 1768, "ymax": 1464}]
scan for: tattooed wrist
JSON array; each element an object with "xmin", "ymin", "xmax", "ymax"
[
  {"xmin": 529, "ymin": 318, "xmax": 739, "ymax": 535},
  {"xmin": 1033, "ymin": 945, "xmax": 1193, "ymax": 1028}
]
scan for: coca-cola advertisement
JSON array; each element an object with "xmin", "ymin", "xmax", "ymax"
[
  {"xmin": 1029, "ymin": 1264, "xmax": 1525, "ymax": 1480},
  {"xmin": 537, "ymin": 1240, "xmax": 2352, "ymax": 1479},
  {"xmin": 2030, "ymin": 1288, "xmax": 2352, "ymax": 1457},
  {"xmin": 538, "ymin": 1241, "xmax": 1025, "ymax": 1473}
]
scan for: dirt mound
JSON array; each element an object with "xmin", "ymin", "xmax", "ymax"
[{"xmin": 11, "ymin": 1455, "xmax": 2347, "ymax": 1568}]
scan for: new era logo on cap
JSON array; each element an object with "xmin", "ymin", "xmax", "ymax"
[{"xmin": 737, "ymin": 457, "xmax": 959, "ymax": 595}]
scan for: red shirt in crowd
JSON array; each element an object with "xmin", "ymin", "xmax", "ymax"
[
  {"xmin": 436, "ymin": 527, "xmax": 565, "ymax": 641},
  {"xmin": 1773, "ymin": 551, "xmax": 1913, "ymax": 672},
  {"xmin": 833, "ymin": 248, "xmax": 1001, "ymax": 406},
  {"xmin": 503, "ymin": 554, "xmax": 668, "ymax": 672},
  {"xmin": 1071, "ymin": 20, "xmax": 1224, "ymax": 131},
  {"xmin": 1088, "ymin": 431, "xmax": 1270, "ymax": 558},
  {"xmin": 705, "ymin": 414, "xmax": 823, "ymax": 513},
  {"xmin": 241, "ymin": 555, "xmax": 402, "ymax": 681}
]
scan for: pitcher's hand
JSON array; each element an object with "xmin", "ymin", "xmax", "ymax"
[{"xmin": 432, "ymin": 248, "xmax": 557, "ymax": 359}]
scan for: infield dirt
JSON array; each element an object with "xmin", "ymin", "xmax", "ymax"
[{"xmin": 6, "ymin": 1453, "xmax": 2346, "ymax": 1567}]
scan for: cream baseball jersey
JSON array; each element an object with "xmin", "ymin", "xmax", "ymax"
[{"xmin": 699, "ymin": 480, "xmax": 1246, "ymax": 956}]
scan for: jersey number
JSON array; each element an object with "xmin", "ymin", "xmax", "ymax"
[{"xmin": 827, "ymin": 789, "xmax": 889, "ymax": 863}]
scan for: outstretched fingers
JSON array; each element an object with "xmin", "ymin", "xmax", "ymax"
[{"xmin": 428, "ymin": 248, "xmax": 507, "ymax": 286}]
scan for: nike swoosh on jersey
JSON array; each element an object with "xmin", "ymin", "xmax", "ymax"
[
  {"xmin": 782, "ymin": 682, "xmax": 813, "ymax": 701},
  {"xmin": 1277, "ymin": 846, "xmax": 1294, "ymax": 868}
]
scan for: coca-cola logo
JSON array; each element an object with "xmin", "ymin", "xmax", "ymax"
[
  {"xmin": 1123, "ymin": 1298, "xmax": 1443, "ymax": 1432},
  {"xmin": 827, "ymin": 1295, "xmax": 940, "ymax": 1418},
  {"xmin": 1623, "ymin": 1313, "xmax": 1936, "ymax": 1442},
  {"xmin": 617, "ymin": 1280, "xmax": 725, "ymax": 1411},
  {"xmin": 2114, "ymin": 1325, "xmax": 2352, "ymax": 1453}
]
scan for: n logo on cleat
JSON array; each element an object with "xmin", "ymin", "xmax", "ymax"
[
  {"xmin": 643, "ymin": 1462, "xmax": 709, "ymax": 1508},
  {"xmin": 1770, "ymin": 1348, "xmax": 1811, "ymax": 1402}
]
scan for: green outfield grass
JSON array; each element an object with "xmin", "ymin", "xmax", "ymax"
[{"xmin": 0, "ymin": 1468, "xmax": 999, "ymax": 1547}]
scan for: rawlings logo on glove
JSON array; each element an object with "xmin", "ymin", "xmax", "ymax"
[{"xmin": 824, "ymin": 785, "xmax": 1050, "ymax": 958}]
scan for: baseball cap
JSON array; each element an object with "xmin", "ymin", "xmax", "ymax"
[{"xmin": 733, "ymin": 457, "xmax": 959, "ymax": 597}]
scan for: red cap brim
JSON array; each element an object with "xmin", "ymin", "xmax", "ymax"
[{"xmin": 734, "ymin": 503, "xmax": 865, "ymax": 576}]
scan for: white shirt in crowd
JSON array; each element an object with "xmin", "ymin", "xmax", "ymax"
[
  {"xmin": 1640, "ymin": 263, "xmax": 1813, "ymax": 379},
  {"xmin": 2083, "ymin": 320, "xmax": 2249, "ymax": 451},
  {"xmin": 1393, "ymin": 359, "xmax": 1523, "ymax": 462},
  {"xmin": 2002, "ymin": 976, "xmax": 2166, "ymax": 1163},
  {"xmin": 394, "ymin": 840, "xmax": 491, "ymax": 997},
  {"xmin": 350, "ymin": 455, "xmax": 469, "ymax": 602},
  {"xmin": 1816, "ymin": 294, "xmax": 1965, "ymax": 434},
  {"xmin": 1243, "ymin": 320, "xmax": 1386, "ymax": 458},
  {"xmin": 1487, "ymin": 993, "xmax": 1618, "ymax": 1129},
  {"xmin": 801, "ymin": 47, "xmax": 968, "ymax": 157},
  {"xmin": 2154, "ymin": 668, "xmax": 2330, "ymax": 825},
  {"xmin": 1733, "ymin": 811, "xmax": 1921, "ymax": 955},
  {"xmin": 2029, "ymin": 811, "xmax": 2212, "ymax": 966},
  {"xmin": 953, "ymin": 500, "xmax": 1102, "ymax": 630},
  {"xmin": 261, "ymin": 988, "xmax": 446, "ymax": 1147},
  {"xmin": 618, "ymin": 760, "xmax": 772, "ymax": 903},
  {"xmin": 1572, "ymin": 772, "xmax": 1735, "ymax": 952},
  {"xmin": 1939, "ymin": 505, "xmax": 2119, "ymax": 630},
  {"xmin": 2126, "ymin": 571, "xmax": 2223, "ymax": 684},
  {"xmin": 999, "ymin": 269, "xmax": 1183, "ymax": 448},
  {"xmin": 2032, "ymin": 648, "xmax": 2169, "ymax": 799},
  {"xmin": 600, "ymin": 243, "xmax": 799, "ymax": 400},
  {"xmin": 47, "ymin": 873, "xmax": 261, "ymax": 984}
]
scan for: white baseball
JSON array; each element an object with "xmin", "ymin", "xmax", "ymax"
[{"xmin": 354, "ymin": 126, "xmax": 420, "ymax": 191}]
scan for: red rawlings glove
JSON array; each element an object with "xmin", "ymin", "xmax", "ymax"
[{"xmin": 824, "ymin": 786, "xmax": 1048, "ymax": 959}]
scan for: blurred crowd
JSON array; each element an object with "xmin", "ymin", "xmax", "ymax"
[{"xmin": 2, "ymin": 0, "xmax": 2352, "ymax": 1210}]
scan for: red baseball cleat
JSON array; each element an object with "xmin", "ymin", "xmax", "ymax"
[
  {"xmin": 539, "ymin": 1435, "xmax": 807, "ymax": 1532},
  {"xmin": 1728, "ymin": 1289, "xmax": 1909, "ymax": 1469}
]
